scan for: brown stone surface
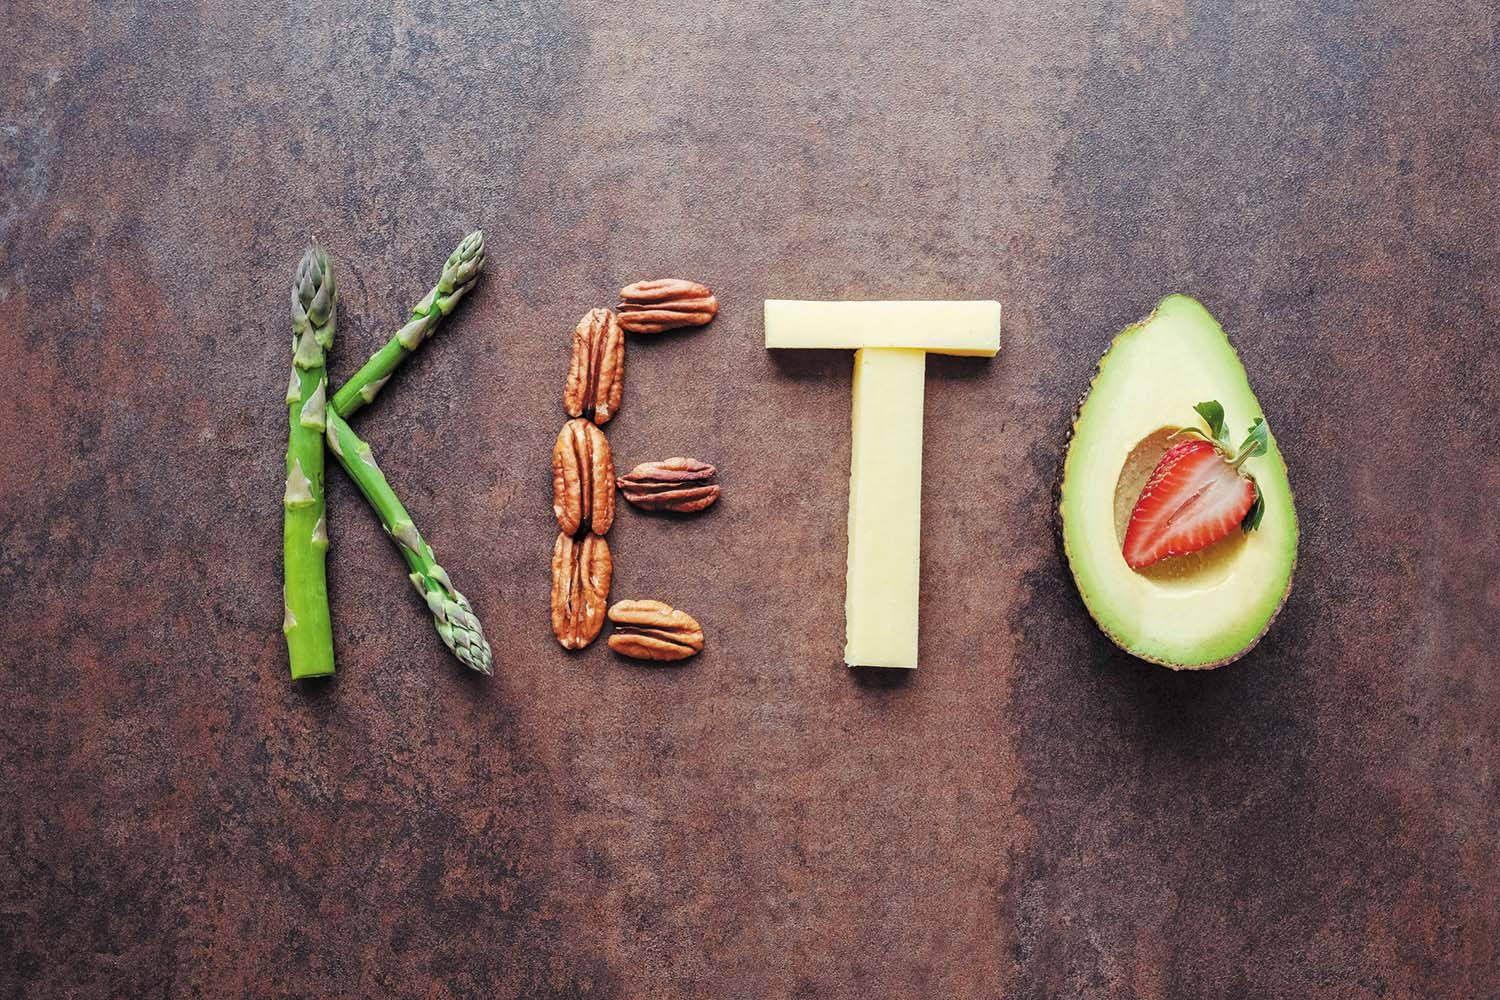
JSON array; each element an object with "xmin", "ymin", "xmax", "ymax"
[{"xmin": 3, "ymin": 2, "xmax": 1497, "ymax": 997}]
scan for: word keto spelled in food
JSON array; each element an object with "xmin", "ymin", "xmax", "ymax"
[{"xmin": 764, "ymin": 299, "xmax": 1002, "ymax": 669}]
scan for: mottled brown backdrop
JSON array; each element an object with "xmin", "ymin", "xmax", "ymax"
[{"xmin": 3, "ymin": 1, "xmax": 1497, "ymax": 998}]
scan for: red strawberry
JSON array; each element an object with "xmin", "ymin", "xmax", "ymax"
[{"xmin": 1122, "ymin": 439, "xmax": 1256, "ymax": 569}]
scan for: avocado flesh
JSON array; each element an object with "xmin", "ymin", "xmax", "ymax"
[{"xmin": 1060, "ymin": 295, "xmax": 1298, "ymax": 669}]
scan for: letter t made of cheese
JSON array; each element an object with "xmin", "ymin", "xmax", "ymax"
[{"xmin": 764, "ymin": 300, "xmax": 1001, "ymax": 669}]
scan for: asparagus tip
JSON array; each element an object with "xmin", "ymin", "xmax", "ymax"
[{"xmin": 292, "ymin": 245, "xmax": 336, "ymax": 332}]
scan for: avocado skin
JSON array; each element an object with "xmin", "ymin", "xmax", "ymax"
[{"xmin": 1056, "ymin": 295, "xmax": 1298, "ymax": 670}]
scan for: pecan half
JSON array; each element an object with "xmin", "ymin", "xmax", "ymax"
[
  {"xmin": 616, "ymin": 279, "xmax": 718, "ymax": 334},
  {"xmin": 616, "ymin": 457, "xmax": 720, "ymax": 514},
  {"xmin": 564, "ymin": 307, "xmax": 624, "ymax": 424},
  {"xmin": 607, "ymin": 600, "xmax": 704, "ymax": 661},
  {"xmin": 551, "ymin": 533, "xmax": 612, "ymax": 649},
  {"xmin": 553, "ymin": 418, "xmax": 616, "ymax": 536}
]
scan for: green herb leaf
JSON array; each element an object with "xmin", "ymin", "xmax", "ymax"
[
  {"xmin": 1242, "ymin": 474, "xmax": 1265, "ymax": 532},
  {"xmin": 1235, "ymin": 417, "xmax": 1270, "ymax": 466},
  {"xmin": 1193, "ymin": 400, "xmax": 1228, "ymax": 445}
]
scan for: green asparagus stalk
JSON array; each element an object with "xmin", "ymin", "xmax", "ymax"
[
  {"xmin": 329, "ymin": 230, "xmax": 485, "ymax": 419},
  {"xmin": 284, "ymin": 246, "xmax": 337, "ymax": 679},
  {"xmin": 325, "ymin": 410, "xmax": 493, "ymax": 674}
]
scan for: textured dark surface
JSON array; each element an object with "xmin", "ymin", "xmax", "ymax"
[{"xmin": 3, "ymin": 2, "xmax": 1498, "ymax": 997}]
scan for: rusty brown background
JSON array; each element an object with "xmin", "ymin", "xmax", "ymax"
[{"xmin": 3, "ymin": 1, "xmax": 1498, "ymax": 997}]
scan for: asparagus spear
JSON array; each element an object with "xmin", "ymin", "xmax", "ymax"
[
  {"xmin": 284, "ymin": 246, "xmax": 337, "ymax": 679},
  {"xmin": 325, "ymin": 410, "xmax": 493, "ymax": 674},
  {"xmin": 329, "ymin": 230, "xmax": 485, "ymax": 419}
]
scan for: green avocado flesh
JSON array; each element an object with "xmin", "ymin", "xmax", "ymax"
[{"xmin": 1060, "ymin": 295, "xmax": 1298, "ymax": 669}]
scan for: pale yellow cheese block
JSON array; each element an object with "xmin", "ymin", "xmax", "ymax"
[
  {"xmin": 764, "ymin": 300, "xmax": 1001, "ymax": 356},
  {"xmin": 845, "ymin": 348, "xmax": 927, "ymax": 668},
  {"xmin": 764, "ymin": 298, "xmax": 1001, "ymax": 670}
]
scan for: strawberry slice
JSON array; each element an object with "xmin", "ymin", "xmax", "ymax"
[
  {"xmin": 1122, "ymin": 401, "xmax": 1272, "ymax": 571},
  {"xmin": 1122, "ymin": 439, "xmax": 1256, "ymax": 569}
]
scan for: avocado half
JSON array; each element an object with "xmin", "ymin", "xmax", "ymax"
[{"xmin": 1060, "ymin": 295, "xmax": 1298, "ymax": 669}]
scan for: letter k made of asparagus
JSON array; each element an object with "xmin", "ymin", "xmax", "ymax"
[{"xmin": 282, "ymin": 232, "xmax": 492, "ymax": 679}]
